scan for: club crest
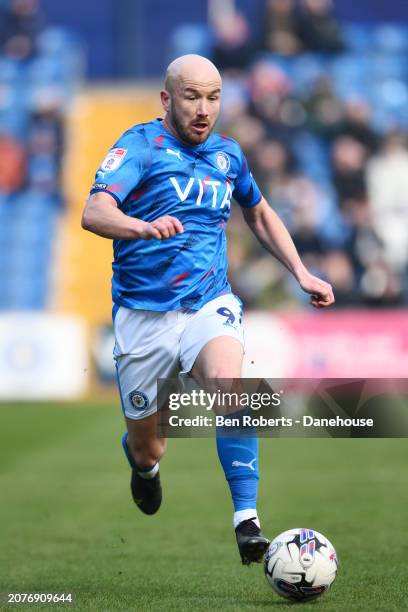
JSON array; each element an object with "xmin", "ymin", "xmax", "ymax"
[
  {"xmin": 129, "ymin": 390, "xmax": 149, "ymax": 411},
  {"xmin": 215, "ymin": 151, "xmax": 230, "ymax": 173}
]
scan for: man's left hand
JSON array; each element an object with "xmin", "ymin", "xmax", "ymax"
[{"xmin": 298, "ymin": 272, "xmax": 335, "ymax": 309}]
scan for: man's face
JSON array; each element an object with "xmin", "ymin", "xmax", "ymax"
[{"xmin": 162, "ymin": 80, "xmax": 221, "ymax": 146}]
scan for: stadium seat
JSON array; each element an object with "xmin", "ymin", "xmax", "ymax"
[
  {"xmin": 0, "ymin": 58, "xmax": 23, "ymax": 84},
  {"xmin": 170, "ymin": 24, "xmax": 213, "ymax": 58},
  {"xmin": 374, "ymin": 24, "xmax": 408, "ymax": 54},
  {"xmin": 291, "ymin": 54, "xmax": 328, "ymax": 95},
  {"xmin": 330, "ymin": 54, "xmax": 371, "ymax": 99},
  {"xmin": 0, "ymin": 191, "xmax": 59, "ymax": 310},
  {"xmin": 371, "ymin": 79, "xmax": 408, "ymax": 111},
  {"xmin": 343, "ymin": 23, "xmax": 375, "ymax": 53},
  {"xmin": 368, "ymin": 54, "xmax": 408, "ymax": 81},
  {"xmin": 37, "ymin": 27, "xmax": 79, "ymax": 56},
  {"xmin": 292, "ymin": 132, "xmax": 331, "ymax": 183},
  {"xmin": 26, "ymin": 57, "xmax": 67, "ymax": 86}
]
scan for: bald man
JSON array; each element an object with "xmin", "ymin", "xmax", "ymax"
[{"xmin": 82, "ymin": 54, "xmax": 334, "ymax": 565}]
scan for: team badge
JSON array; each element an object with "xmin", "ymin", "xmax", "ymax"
[
  {"xmin": 129, "ymin": 390, "xmax": 149, "ymax": 411},
  {"xmin": 101, "ymin": 147, "xmax": 127, "ymax": 172},
  {"xmin": 215, "ymin": 151, "xmax": 230, "ymax": 173}
]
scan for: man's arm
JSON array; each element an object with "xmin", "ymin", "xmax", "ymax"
[
  {"xmin": 81, "ymin": 192, "xmax": 184, "ymax": 240},
  {"xmin": 241, "ymin": 197, "xmax": 334, "ymax": 308}
]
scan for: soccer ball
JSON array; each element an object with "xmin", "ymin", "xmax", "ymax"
[{"xmin": 264, "ymin": 528, "xmax": 338, "ymax": 601}]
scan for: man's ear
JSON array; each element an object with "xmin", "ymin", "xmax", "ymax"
[{"xmin": 160, "ymin": 89, "xmax": 170, "ymax": 112}]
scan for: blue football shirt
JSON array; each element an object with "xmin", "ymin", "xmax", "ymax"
[{"xmin": 90, "ymin": 118, "xmax": 262, "ymax": 311}]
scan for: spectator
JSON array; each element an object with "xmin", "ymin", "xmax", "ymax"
[
  {"xmin": 321, "ymin": 250, "xmax": 356, "ymax": 306},
  {"xmin": 211, "ymin": 10, "xmax": 253, "ymax": 71},
  {"xmin": 248, "ymin": 60, "xmax": 305, "ymax": 143},
  {"xmin": 27, "ymin": 89, "xmax": 64, "ymax": 197},
  {"xmin": 226, "ymin": 114, "xmax": 267, "ymax": 169},
  {"xmin": 250, "ymin": 138, "xmax": 296, "ymax": 196},
  {"xmin": 216, "ymin": 3, "xmax": 408, "ymax": 307},
  {"xmin": 331, "ymin": 98, "xmax": 379, "ymax": 154},
  {"xmin": 304, "ymin": 75, "xmax": 343, "ymax": 135},
  {"xmin": 297, "ymin": 0, "xmax": 345, "ymax": 53},
  {"xmin": 262, "ymin": 0, "xmax": 301, "ymax": 56},
  {"xmin": 0, "ymin": 0, "xmax": 44, "ymax": 59},
  {"xmin": 0, "ymin": 132, "xmax": 26, "ymax": 193},
  {"xmin": 331, "ymin": 136, "xmax": 368, "ymax": 212},
  {"xmin": 366, "ymin": 129, "xmax": 408, "ymax": 271}
]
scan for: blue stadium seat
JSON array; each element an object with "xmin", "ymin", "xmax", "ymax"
[
  {"xmin": 369, "ymin": 83, "xmax": 408, "ymax": 131},
  {"xmin": 343, "ymin": 23, "xmax": 375, "ymax": 53},
  {"xmin": 37, "ymin": 27, "xmax": 79, "ymax": 56},
  {"xmin": 0, "ymin": 191, "xmax": 59, "ymax": 310},
  {"xmin": 291, "ymin": 54, "xmax": 328, "ymax": 95},
  {"xmin": 170, "ymin": 24, "xmax": 213, "ymax": 58},
  {"xmin": 368, "ymin": 54, "xmax": 408, "ymax": 81},
  {"xmin": 0, "ymin": 109, "xmax": 29, "ymax": 138},
  {"xmin": 0, "ymin": 58, "xmax": 24, "ymax": 84},
  {"xmin": 374, "ymin": 24, "xmax": 408, "ymax": 54},
  {"xmin": 329, "ymin": 54, "xmax": 371, "ymax": 100},
  {"xmin": 255, "ymin": 54, "xmax": 295, "ymax": 80},
  {"xmin": 26, "ymin": 56, "xmax": 66, "ymax": 86},
  {"xmin": 292, "ymin": 132, "xmax": 331, "ymax": 183},
  {"xmin": 371, "ymin": 79, "xmax": 408, "ymax": 111}
]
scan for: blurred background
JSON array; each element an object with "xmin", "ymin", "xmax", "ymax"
[{"xmin": 1, "ymin": 0, "xmax": 408, "ymax": 402}]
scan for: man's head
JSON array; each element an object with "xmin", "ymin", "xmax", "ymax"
[{"xmin": 161, "ymin": 55, "xmax": 222, "ymax": 146}]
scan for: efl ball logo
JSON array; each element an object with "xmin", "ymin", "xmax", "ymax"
[
  {"xmin": 215, "ymin": 151, "xmax": 230, "ymax": 173},
  {"xmin": 101, "ymin": 148, "xmax": 127, "ymax": 172}
]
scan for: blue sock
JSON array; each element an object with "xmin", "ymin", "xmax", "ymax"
[
  {"xmin": 122, "ymin": 432, "xmax": 136, "ymax": 468},
  {"xmin": 121, "ymin": 432, "xmax": 159, "ymax": 478},
  {"xmin": 216, "ymin": 416, "xmax": 259, "ymax": 528}
]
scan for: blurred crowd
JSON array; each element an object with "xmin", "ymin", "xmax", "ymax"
[
  {"xmin": 0, "ymin": 0, "xmax": 82, "ymax": 309},
  {"xmin": 209, "ymin": 0, "xmax": 408, "ymax": 308},
  {"xmin": 0, "ymin": 0, "xmax": 66, "ymax": 201},
  {"xmin": 2, "ymin": 0, "xmax": 408, "ymax": 311}
]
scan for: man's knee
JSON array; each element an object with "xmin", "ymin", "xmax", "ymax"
[{"xmin": 204, "ymin": 365, "xmax": 241, "ymax": 383}]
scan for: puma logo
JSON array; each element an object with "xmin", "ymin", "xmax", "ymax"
[
  {"xmin": 166, "ymin": 148, "xmax": 182, "ymax": 160},
  {"xmin": 232, "ymin": 458, "xmax": 257, "ymax": 471}
]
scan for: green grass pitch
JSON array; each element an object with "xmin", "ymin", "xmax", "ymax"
[{"xmin": 1, "ymin": 403, "xmax": 407, "ymax": 611}]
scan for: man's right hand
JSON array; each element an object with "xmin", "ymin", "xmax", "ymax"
[{"xmin": 136, "ymin": 215, "xmax": 184, "ymax": 240}]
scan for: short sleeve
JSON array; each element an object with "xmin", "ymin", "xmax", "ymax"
[
  {"xmin": 90, "ymin": 128, "xmax": 150, "ymax": 206},
  {"xmin": 232, "ymin": 150, "xmax": 262, "ymax": 208}
]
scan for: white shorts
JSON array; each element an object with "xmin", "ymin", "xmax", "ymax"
[{"xmin": 113, "ymin": 293, "xmax": 245, "ymax": 420}]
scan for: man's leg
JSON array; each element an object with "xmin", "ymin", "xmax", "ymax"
[
  {"xmin": 121, "ymin": 413, "xmax": 166, "ymax": 515},
  {"xmin": 191, "ymin": 336, "xmax": 269, "ymax": 564},
  {"xmin": 114, "ymin": 306, "xmax": 182, "ymax": 515},
  {"xmin": 125, "ymin": 413, "xmax": 167, "ymax": 469}
]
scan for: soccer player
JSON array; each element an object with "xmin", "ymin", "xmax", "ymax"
[{"xmin": 81, "ymin": 55, "xmax": 334, "ymax": 565}]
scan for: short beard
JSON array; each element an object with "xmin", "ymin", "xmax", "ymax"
[{"xmin": 170, "ymin": 108, "xmax": 210, "ymax": 146}]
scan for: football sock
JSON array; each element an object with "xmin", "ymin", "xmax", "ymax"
[
  {"xmin": 121, "ymin": 432, "xmax": 159, "ymax": 478},
  {"xmin": 216, "ymin": 415, "xmax": 259, "ymax": 528},
  {"xmin": 136, "ymin": 462, "xmax": 159, "ymax": 479},
  {"xmin": 234, "ymin": 509, "xmax": 260, "ymax": 529}
]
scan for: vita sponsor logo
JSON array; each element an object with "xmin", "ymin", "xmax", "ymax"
[{"xmin": 169, "ymin": 176, "xmax": 232, "ymax": 209}]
